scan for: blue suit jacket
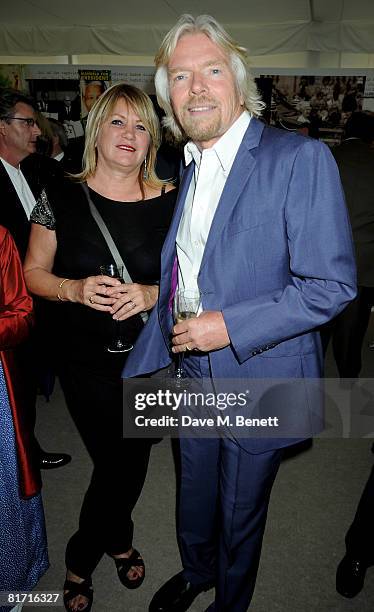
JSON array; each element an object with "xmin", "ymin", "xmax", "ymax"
[{"xmin": 123, "ymin": 118, "xmax": 356, "ymax": 451}]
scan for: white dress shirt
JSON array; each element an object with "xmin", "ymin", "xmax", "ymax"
[
  {"xmin": 0, "ymin": 157, "xmax": 37, "ymax": 220},
  {"xmin": 176, "ymin": 111, "xmax": 251, "ymax": 299}
]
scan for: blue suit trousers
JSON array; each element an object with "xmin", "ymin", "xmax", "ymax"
[{"xmin": 178, "ymin": 355, "xmax": 283, "ymax": 611}]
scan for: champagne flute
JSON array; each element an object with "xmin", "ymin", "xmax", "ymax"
[
  {"xmin": 99, "ymin": 264, "xmax": 133, "ymax": 353},
  {"xmin": 173, "ymin": 289, "xmax": 201, "ymax": 380}
]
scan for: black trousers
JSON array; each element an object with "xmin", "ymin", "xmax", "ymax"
[
  {"xmin": 321, "ymin": 286, "xmax": 374, "ymax": 378},
  {"xmin": 59, "ymin": 361, "xmax": 152, "ymax": 578},
  {"xmin": 345, "ymin": 463, "xmax": 374, "ymax": 565}
]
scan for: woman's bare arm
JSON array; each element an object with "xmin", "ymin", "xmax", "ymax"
[{"xmin": 24, "ymin": 224, "xmax": 115, "ymax": 311}]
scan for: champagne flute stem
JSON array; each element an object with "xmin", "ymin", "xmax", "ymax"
[
  {"xmin": 115, "ymin": 319, "xmax": 121, "ymax": 341},
  {"xmin": 175, "ymin": 353, "xmax": 185, "ymax": 379}
]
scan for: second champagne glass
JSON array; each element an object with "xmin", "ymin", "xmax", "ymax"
[
  {"xmin": 173, "ymin": 289, "xmax": 201, "ymax": 380},
  {"xmin": 99, "ymin": 264, "xmax": 133, "ymax": 353}
]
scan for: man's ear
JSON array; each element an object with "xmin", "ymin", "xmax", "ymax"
[{"xmin": 0, "ymin": 119, "xmax": 6, "ymax": 135}]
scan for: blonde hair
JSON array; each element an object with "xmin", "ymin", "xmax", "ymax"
[
  {"xmin": 75, "ymin": 82, "xmax": 164, "ymax": 193},
  {"xmin": 155, "ymin": 14, "xmax": 265, "ymax": 141}
]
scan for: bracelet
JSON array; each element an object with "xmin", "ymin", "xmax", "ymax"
[{"xmin": 57, "ymin": 278, "xmax": 70, "ymax": 301}]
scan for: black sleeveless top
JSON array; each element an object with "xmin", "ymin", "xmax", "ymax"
[{"xmin": 31, "ymin": 180, "xmax": 176, "ymax": 375}]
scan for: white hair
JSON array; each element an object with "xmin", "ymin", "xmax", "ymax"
[{"xmin": 154, "ymin": 14, "xmax": 265, "ymax": 141}]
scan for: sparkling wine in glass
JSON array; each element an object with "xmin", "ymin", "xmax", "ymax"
[
  {"xmin": 99, "ymin": 264, "xmax": 133, "ymax": 353},
  {"xmin": 173, "ymin": 289, "xmax": 201, "ymax": 380}
]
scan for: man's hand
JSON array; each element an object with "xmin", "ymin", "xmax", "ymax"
[{"xmin": 172, "ymin": 310, "xmax": 230, "ymax": 353}]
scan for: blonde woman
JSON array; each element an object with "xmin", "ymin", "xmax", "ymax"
[{"xmin": 24, "ymin": 83, "xmax": 176, "ymax": 612}]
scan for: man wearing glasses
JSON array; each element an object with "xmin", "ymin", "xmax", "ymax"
[
  {"xmin": 0, "ymin": 87, "xmax": 71, "ymax": 470},
  {"xmin": 0, "ymin": 93, "xmax": 42, "ymax": 255}
]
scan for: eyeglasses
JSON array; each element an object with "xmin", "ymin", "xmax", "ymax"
[{"xmin": 1, "ymin": 116, "xmax": 37, "ymax": 127}]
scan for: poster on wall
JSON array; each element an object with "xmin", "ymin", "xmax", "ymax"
[
  {"xmin": 17, "ymin": 64, "xmax": 374, "ymax": 147},
  {"xmin": 0, "ymin": 65, "xmax": 26, "ymax": 90},
  {"xmin": 79, "ymin": 69, "xmax": 111, "ymax": 119},
  {"xmin": 25, "ymin": 64, "xmax": 155, "ymax": 94},
  {"xmin": 363, "ymin": 75, "xmax": 374, "ymax": 112},
  {"xmin": 24, "ymin": 65, "xmax": 155, "ymax": 93},
  {"xmin": 262, "ymin": 74, "xmax": 366, "ymax": 146}
]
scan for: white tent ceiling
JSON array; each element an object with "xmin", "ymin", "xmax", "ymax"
[{"xmin": 1, "ymin": 0, "xmax": 374, "ymax": 57}]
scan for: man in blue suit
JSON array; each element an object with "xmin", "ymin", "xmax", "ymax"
[{"xmin": 123, "ymin": 14, "xmax": 356, "ymax": 612}]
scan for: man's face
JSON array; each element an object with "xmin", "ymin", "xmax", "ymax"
[
  {"xmin": 84, "ymin": 84, "xmax": 103, "ymax": 112},
  {"xmin": 0, "ymin": 102, "xmax": 41, "ymax": 166},
  {"xmin": 168, "ymin": 32, "xmax": 244, "ymax": 149}
]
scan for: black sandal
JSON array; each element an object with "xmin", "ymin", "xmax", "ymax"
[
  {"xmin": 114, "ymin": 548, "xmax": 145, "ymax": 590},
  {"xmin": 63, "ymin": 577, "xmax": 93, "ymax": 611}
]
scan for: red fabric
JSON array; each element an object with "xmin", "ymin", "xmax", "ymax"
[{"xmin": 0, "ymin": 226, "xmax": 41, "ymax": 498}]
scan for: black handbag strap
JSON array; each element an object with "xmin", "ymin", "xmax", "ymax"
[{"xmin": 81, "ymin": 182, "xmax": 148, "ymax": 324}]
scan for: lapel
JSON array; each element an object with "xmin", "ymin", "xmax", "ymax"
[
  {"xmin": 158, "ymin": 118, "xmax": 265, "ymax": 338},
  {"xmin": 199, "ymin": 117, "xmax": 265, "ymax": 273},
  {"xmin": 158, "ymin": 162, "xmax": 194, "ymax": 341},
  {"xmin": 0, "ymin": 160, "xmax": 29, "ymax": 221},
  {"xmin": 0, "ymin": 161, "xmax": 31, "ymax": 258},
  {"xmin": 160, "ymin": 160, "xmax": 194, "ymax": 274}
]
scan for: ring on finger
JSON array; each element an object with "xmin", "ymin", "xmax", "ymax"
[
  {"xmin": 130, "ymin": 300, "xmax": 136, "ymax": 309},
  {"xmin": 89, "ymin": 295, "xmax": 95, "ymax": 305}
]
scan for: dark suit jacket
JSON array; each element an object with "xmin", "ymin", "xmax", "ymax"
[
  {"xmin": 0, "ymin": 155, "xmax": 63, "ymax": 259},
  {"xmin": 22, "ymin": 154, "xmax": 63, "ymax": 197},
  {"xmin": 0, "ymin": 161, "xmax": 32, "ymax": 260},
  {"xmin": 57, "ymin": 102, "xmax": 81, "ymax": 123},
  {"xmin": 332, "ymin": 138, "xmax": 374, "ymax": 287},
  {"xmin": 0, "ymin": 156, "xmax": 57, "ymax": 396}
]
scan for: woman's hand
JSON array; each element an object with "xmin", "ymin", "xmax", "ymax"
[
  {"xmin": 63, "ymin": 275, "xmax": 122, "ymax": 312},
  {"xmin": 105, "ymin": 283, "xmax": 159, "ymax": 321}
]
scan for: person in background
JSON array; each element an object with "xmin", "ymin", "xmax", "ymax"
[
  {"xmin": 32, "ymin": 111, "xmax": 55, "ymax": 157},
  {"xmin": 336, "ymin": 459, "xmax": 374, "ymax": 598},
  {"xmin": 58, "ymin": 96, "xmax": 80, "ymax": 123},
  {"xmin": 123, "ymin": 14, "xmax": 356, "ymax": 612},
  {"xmin": 321, "ymin": 112, "xmax": 374, "ymax": 379},
  {"xmin": 24, "ymin": 82, "xmax": 176, "ymax": 612},
  {"xmin": 82, "ymin": 81, "xmax": 106, "ymax": 116},
  {"xmin": 0, "ymin": 225, "xmax": 48, "ymax": 612},
  {"xmin": 48, "ymin": 118, "xmax": 82, "ymax": 173},
  {"xmin": 36, "ymin": 90, "xmax": 57, "ymax": 115},
  {"xmin": 0, "ymin": 87, "xmax": 71, "ymax": 469},
  {"xmin": 25, "ymin": 115, "xmax": 82, "ymax": 178},
  {"xmin": 150, "ymin": 95, "xmax": 183, "ymax": 182},
  {"xmin": 48, "ymin": 117, "xmax": 68, "ymax": 161},
  {"xmin": 21, "ymin": 114, "xmax": 67, "ymax": 402}
]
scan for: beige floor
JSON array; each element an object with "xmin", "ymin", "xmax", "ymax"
[{"xmin": 26, "ymin": 316, "xmax": 374, "ymax": 611}]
